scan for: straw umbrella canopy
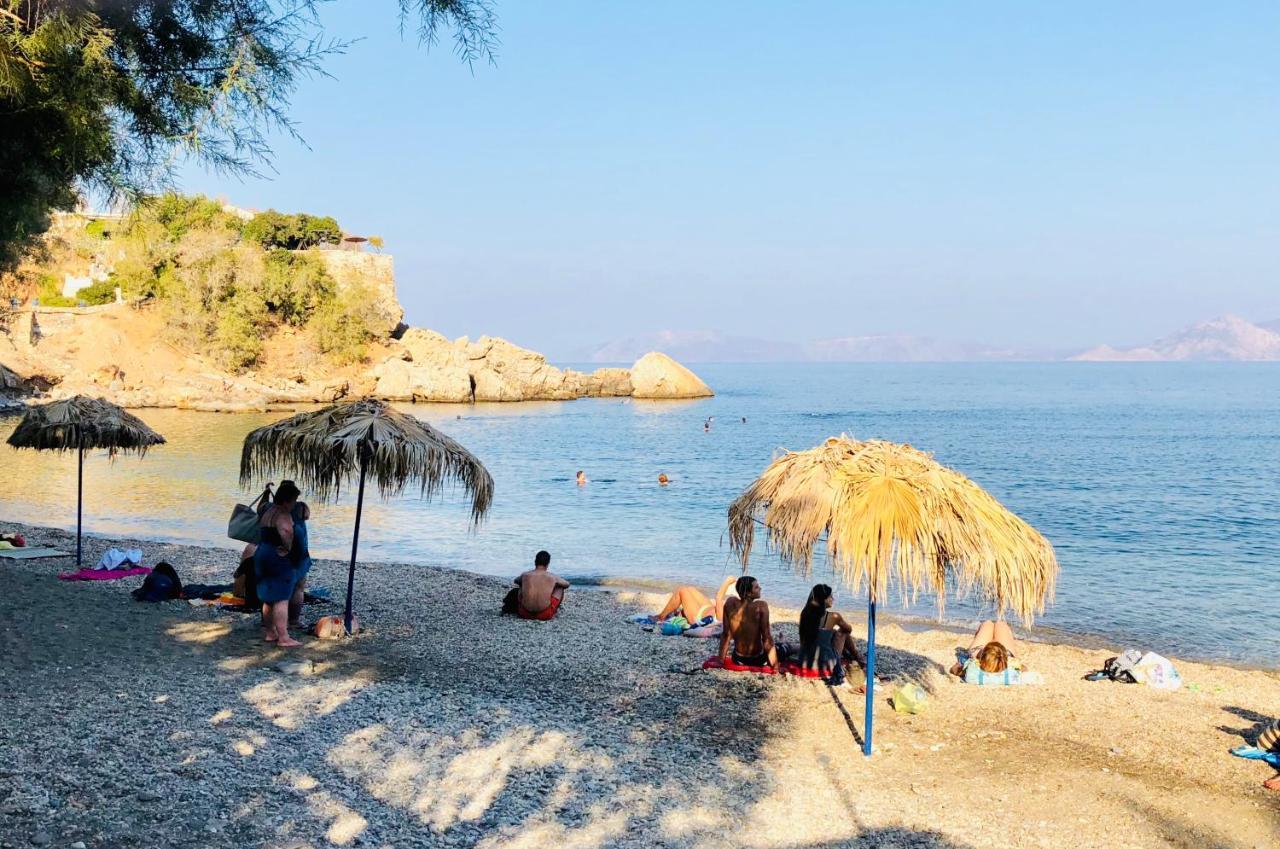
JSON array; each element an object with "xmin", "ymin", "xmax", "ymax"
[
  {"xmin": 240, "ymin": 399, "xmax": 493, "ymax": 633},
  {"xmin": 728, "ymin": 436, "xmax": 1058, "ymax": 755},
  {"xmin": 6, "ymin": 395, "xmax": 166, "ymax": 565}
]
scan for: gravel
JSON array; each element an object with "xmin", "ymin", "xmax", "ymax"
[{"xmin": 2, "ymin": 522, "xmax": 1278, "ymax": 849}]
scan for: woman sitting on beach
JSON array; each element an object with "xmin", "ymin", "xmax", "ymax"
[
  {"xmin": 254, "ymin": 481, "xmax": 303, "ymax": 647},
  {"xmin": 949, "ymin": 620, "xmax": 1039, "ymax": 685},
  {"xmin": 653, "ymin": 576, "xmax": 737, "ymax": 628},
  {"xmin": 794, "ymin": 584, "xmax": 859, "ymax": 687}
]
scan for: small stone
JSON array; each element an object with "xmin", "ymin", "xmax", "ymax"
[
  {"xmin": 29, "ymin": 834, "xmax": 51, "ymax": 847},
  {"xmin": 137, "ymin": 792, "xmax": 161, "ymax": 803},
  {"xmin": 71, "ymin": 842, "xmax": 86, "ymax": 849}
]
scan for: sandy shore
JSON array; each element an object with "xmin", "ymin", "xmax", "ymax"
[{"xmin": 1, "ymin": 523, "xmax": 1278, "ymax": 849}]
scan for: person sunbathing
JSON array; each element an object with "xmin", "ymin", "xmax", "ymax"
[
  {"xmin": 717, "ymin": 575, "xmax": 781, "ymax": 671},
  {"xmin": 653, "ymin": 576, "xmax": 735, "ymax": 627},
  {"xmin": 513, "ymin": 550, "xmax": 570, "ymax": 621},
  {"xmin": 949, "ymin": 620, "xmax": 1029, "ymax": 681}
]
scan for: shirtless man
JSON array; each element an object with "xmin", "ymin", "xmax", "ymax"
[
  {"xmin": 718, "ymin": 575, "xmax": 780, "ymax": 671},
  {"xmin": 513, "ymin": 550, "xmax": 570, "ymax": 621}
]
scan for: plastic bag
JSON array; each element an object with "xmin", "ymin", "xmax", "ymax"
[{"xmin": 892, "ymin": 683, "xmax": 929, "ymax": 714}]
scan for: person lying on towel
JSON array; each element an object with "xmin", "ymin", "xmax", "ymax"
[
  {"xmin": 512, "ymin": 550, "xmax": 570, "ymax": 621},
  {"xmin": 652, "ymin": 576, "xmax": 737, "ymax": 628},
  {"xmin": 718, "ymin": 575, "xmax": 781, "ymax": 672}
]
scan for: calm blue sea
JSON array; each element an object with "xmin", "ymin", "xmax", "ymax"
[{"xmin": 3, "ymin": 363, "xmax": 1278, "ymax": 666}]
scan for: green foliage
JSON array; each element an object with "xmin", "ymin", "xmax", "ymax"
[
  {"xmin": 313, "ymin": 282, "xmax": 387, "ymax": 364},
  {"xmin": 244, "ymin": 211, "xmax": 342, "ymax": 250},
  {"xmin": 35, "ymin": 274, "xmax": 75, "ymax": 307},
  {"xmin": 94, "ymin": 192, "xmax": 377, "ymax": 370},
  {"xmin": 75, "ymin": 279, "xmax": 117, "ymax": 306},
  {"xmin": 262, "ymin": 249, "xmax": 335, "ymax": 325},
  {"xmin": 84, "ymin": 219, "xmax": 109, "ymax": 240},
  {"xmin": 368, "ymin": 236, "xmax": 385, "ymax": 253},
  {"xmin": 0, "ymin": 1, "xmax": 497, "ymax": 270}
]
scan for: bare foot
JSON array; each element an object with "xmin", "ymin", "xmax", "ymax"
[
  {"xmin": 1263, "ymin": 776, "xmax": 1280, "ymax": 792},
  {"xmin": 277, "ymin": 636, "xmax": 302, "ymax": 648},
  {"xmin": 263, "ymin": 630, "xmax": 278, "ymax": 642}
]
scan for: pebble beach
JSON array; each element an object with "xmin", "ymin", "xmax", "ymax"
[{"xmin": 1, "ymin": 522, "xmax": 1278, "ymax": 849}]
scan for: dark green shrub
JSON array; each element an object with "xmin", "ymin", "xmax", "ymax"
[{"xmin": 75, "ymin": 279, "xmax": 117, "ymax": 305}]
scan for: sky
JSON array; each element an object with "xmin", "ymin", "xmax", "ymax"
[{"xmin": 177, "ymin": 1, "xmax": 1280, "ymax": 357}]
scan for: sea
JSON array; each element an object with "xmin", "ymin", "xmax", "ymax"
[{"xmin": 3, "ymin": 363, "xmax": 1278, "ymax": 667}]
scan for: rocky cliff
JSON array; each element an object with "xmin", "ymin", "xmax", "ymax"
[{"xmin": 0, "ymin": 302, "xmax": 709, "ymax": 411}]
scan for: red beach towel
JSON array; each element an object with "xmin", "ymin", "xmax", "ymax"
[{"xmin": 58, "ymin": 567, "xmax": 152, "ymax": 582}]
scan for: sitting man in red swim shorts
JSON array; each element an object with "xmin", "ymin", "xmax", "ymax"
[{"xmin": 513, "ymin": 550, "xmax": 570, "ymax": 620}]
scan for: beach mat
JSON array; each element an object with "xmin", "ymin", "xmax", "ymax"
[
  {"xmin": 59, "ymin": 566, "xmax": 151, "ymax": 582},
  {"xmin": 0, "ymin": 547, "xmax": 71, "ymax": 560}
]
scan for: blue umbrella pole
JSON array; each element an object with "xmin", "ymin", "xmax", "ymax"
[
  {"xmin": 863, "ymin": 595, "xmax": 877, "ymax": 756},
  {"xmin": 75, "ymin": 445, "xmax": 84, "ymax": 567},
  {"xmin": 344, "ymin": 459, "xmax": 368, "ymax": 635}
]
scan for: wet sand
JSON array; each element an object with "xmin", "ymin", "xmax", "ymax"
[{"xmin": 1, "ymin": 522, "xmax": 1277, "ymax": 849}]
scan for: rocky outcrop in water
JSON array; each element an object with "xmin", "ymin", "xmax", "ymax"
[
  {"xmin": 0, "ymin": 304, "xmax": 709, "ymax": 410},
  {"xmin": 629, "ymin": 351, "xmax": 714, "ymax": 399}
]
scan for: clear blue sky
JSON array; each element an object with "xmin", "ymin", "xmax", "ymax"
[{"xmin": 178, "ymin": 1, "xmax": 1280, "ymax": 356}]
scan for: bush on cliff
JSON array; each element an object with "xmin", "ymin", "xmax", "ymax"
[{"xmin": 103, "ymin": 193, "xmax": 381, "ymax": 370}]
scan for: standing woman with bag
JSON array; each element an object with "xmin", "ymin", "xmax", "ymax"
[{"xmin": 255, "ymin": 481, "xmax": 303, "ymax": 647}]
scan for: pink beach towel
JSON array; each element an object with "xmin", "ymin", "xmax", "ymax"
[{"xmin": 58, "ymin": 567, "xmax": 151, "ymax": 582}]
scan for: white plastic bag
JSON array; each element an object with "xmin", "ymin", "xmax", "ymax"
[{"xmin": 1133, "ymin": 652, "xmax": 1182, "ymax": 690}]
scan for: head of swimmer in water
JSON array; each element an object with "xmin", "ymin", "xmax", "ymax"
[
  {"xmin": 657, "ymin": 473, "xmax": 669, "ymax": 485},
  {"xmin": 734, "ymin": 575, "xmax": 760, "ymax": 601},
  {"xmin": 575, "ymin": 470, "xmax": 586, "ymax": 484}
]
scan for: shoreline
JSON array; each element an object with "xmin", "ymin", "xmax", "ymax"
[
  {"xmin": 2, "ymin": 522, "xmax": 1279, "ymax": 848},
  {"xmin": 9, "ymin": 518, "xmax": 1270, "ymax": 673}
]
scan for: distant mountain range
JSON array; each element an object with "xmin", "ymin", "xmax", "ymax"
[
  {"xmin": 1073, "ymin": 315, "xmax": 1280, "ymax": 361},
  {"xmin": 576, "ymin": 316, "xmax": 1280, "ymax": 363},
  {"xmin": 576, "ymin": 331, "xmax": 1055, "ymax": 363}
]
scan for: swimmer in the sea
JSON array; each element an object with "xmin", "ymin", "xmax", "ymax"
[
  {"xmin": 658, "ymin": 473, "xmax": 670, "ymax": 486},
  {"xmin": 576, "ymin": 470, "xmax": 587, "ymax": 486}
]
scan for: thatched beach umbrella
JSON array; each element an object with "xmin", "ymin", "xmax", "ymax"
[
  {"xmin": 240, "ymin": 399, "xmax": 493, "ymax": 633},
  {"xmin": 728, "ymin": 436, "xmax": 1057, "ymax": 756},
  {"xmin": 6, "ymin": 395, "xmax": 166, "ymax": 566}
]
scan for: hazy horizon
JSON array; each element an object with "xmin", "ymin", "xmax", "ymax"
[{"xmin": 176, "ymin": 2, "xmax": 1280, "ymax": 355}]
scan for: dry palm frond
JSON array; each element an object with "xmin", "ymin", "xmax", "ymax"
[
  {"xmin": 239, "ymin": 399, "xmax": 493, "ymax": 524},
  {"xmin": 6, "ymin": 395, "xmax": 166, "ymax": 456},
  {"xmin": 728, "ymin": 436, "xmax": 1057, "ymax": 624}
]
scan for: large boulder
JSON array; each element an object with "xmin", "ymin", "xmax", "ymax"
[
  {"xmin": 466, "ymin": 335, "xmax": 580, "ymax": 401},
  {"xmin": 629, "ymin": 352, "xmax": 713, "ymax": 399},
  {"xmin": 367, "ymin": 328, "xmax": 474, "ymax": 402}
]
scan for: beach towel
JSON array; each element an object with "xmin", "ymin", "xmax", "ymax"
[
  {"xmin": 1231, "ymin": 746, "xmax": 1280, "ymax": 769},
  {"xmin": 961, "ymin": 658, "xmax": 1043, "ymax": 686},
  {"xmin": 683, "ymin": 621, "xmax": 722, "ymax": 638},
  {"xmin": 59, "ymin": 566, "xmax": 151, "ymax": 582},
  {"xmin": 701, "ymin": 656, "xmax": 826, "ymax": 679},
  {"xmin": 95, "ymin": 548, "xmax": 143, "ymax": 570},
  {"xmin": 0, "ymin": 547, "xmax": 70, "ymax": 560}
]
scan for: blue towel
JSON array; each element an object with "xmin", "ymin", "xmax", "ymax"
[{"xmin": 1231, "ymin": 746, "xmax": 1280, "ymax": 768}]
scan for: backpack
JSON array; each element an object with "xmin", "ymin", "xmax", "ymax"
[
  {"xmin": 131, "ymin": 561, "xmax": 183, "ymax": 602},
  {"xmin": 1102, "ymin": 649, "xmax": 1144, "ymax": 683}
]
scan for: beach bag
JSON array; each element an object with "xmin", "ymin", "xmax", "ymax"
[
  {"xmin": 1102, "ymin": 650, "xmax": 1144, "ymax": 684},
  {"xmin": 1132, "ymin": 652, "xmax": 1182, "ymax": 690},
  {"xmin": 500, "ymin": 587, "xmax": 520, "ymax": 615},
  {"xmin": 228, "ymin": 484, "xmax": 274, "ymax": 543}
]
